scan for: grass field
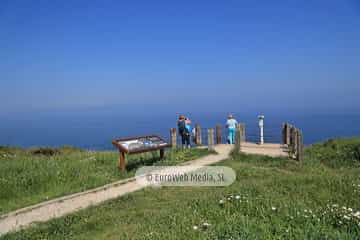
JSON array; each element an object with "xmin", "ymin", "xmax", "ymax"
[
  {"xmin": 0, "ymin": 146, "xmax": 210, "ymax": 215},
  {"xmin": 1, "ymin": 138, "xmax": 360, "ymax": 239}
]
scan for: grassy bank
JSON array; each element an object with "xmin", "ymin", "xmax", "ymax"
[
  {"xmin": 2, "ymin": 138, "xmax": 360, "ymax": 239},
  {"xmin": 0, "ymin": 146, "xmax": 210, "ymax": 215}
]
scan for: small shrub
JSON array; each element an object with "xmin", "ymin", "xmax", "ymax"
[{"xmin": 30, "ymin": 147, "xmax": 60, "ymax": 156}]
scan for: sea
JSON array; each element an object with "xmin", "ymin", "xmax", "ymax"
[{"xmin": 1, "ymin": 108, "xmax": 359, "ymax": 150}]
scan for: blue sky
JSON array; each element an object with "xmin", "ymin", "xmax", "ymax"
[{"xmin": 1, "ymin": 0, "xmax": 359, "ymax": 114}]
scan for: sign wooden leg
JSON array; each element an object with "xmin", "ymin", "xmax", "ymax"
[
  {"xmin": 159, "ymin": 149, "xmax": 165, "ymax": 159},
  {"xmin": 119, "ymin": 152, "xmax": 126, "ymax": 172}
]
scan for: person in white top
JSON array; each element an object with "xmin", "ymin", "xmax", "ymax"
[{"xmin": 226, "ymin": 114, "xmax": 238, "ymax": 144}]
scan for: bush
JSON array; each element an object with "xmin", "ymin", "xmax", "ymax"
[
  {"xmin": 30, "ymin": 147, "xmax": 61, "ymax": 156},
  {"xmin": 305, "ymin": 138, "xmax": 360, "ymax": 168}
]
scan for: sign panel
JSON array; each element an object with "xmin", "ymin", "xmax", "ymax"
[{"xmin": 112, "ymin": 135, "xmax": 170, "ymax": 154}]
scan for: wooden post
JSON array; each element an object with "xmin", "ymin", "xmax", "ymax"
[
  {"xmin": 119, "ymin": 152, "xmax": 126, "ymax": 172},
  {"xmin": 239, "ymin": 123, "xmax": 246, "ymax": 142},
  {"xmin": 296, "ymin": 129, "xmax": 304, "ymax": 162},
  {"xmin": 195, "ymin": 124, "xmax": 202, "ymax": 145},
  {"xmin": 282, "ymin": 123, "xmax": 286, "ymax": 145},
  {"xmin": 289, "ymin": 126, "xmax": 295, "ymax": 147},
  {"xmin": 216, "ymin": 125, "xmax": 222, "ymax": 144},
  {"xmin": 207, "ymin": 128, "xmax": 214, "ymax": 151},
  {"xmin": 295, "ymin": 128, "xmax": 299, "ymax": 156},
  {"xmin": 286, "ymin": 124, "xmax": 291, "ymax": 146},
  {"xmin": 235, "ymin": 126, "xmax": 241, "ymax": 152},
  {"xmin": 170, "ymin": 128, "xmax": 177, "ymax": 148},
  {"xmin": 287, "ymin": 124, "xmax": 295, "ymax": 146},
  {"xmin": 289, "ymin": 126, "xmax": 296, "ymax": 158}
]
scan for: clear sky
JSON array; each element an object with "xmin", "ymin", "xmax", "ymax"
[{"xmin": 1, "ymin": 0, "xmax": 359, "ymax": 114}]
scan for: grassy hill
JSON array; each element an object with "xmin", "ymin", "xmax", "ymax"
[
  {"xmin": 1, "ymin": 138, "xmax": 360, "ymax": 239},
  {"xmin": 0, "ymin": 146, "xmax": 210, "ymax": 215}
]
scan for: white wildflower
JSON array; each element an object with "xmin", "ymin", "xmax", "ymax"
[
  {"xmin": 193, "ymin": 225, "xmax": 198, "ymax": 230},
  {"xmin": 271, "ymin": 207, "xmax": 276, "ymax": 211},
  {"xmin": 235, "ymin": 195, "xmax": 240, "ymax": 200}
]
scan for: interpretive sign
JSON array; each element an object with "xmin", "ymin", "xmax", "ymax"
[{"xmin": 112, "ymin": 135, "xmax": 171, "ymax": 172}]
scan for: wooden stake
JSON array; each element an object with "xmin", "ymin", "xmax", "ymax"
[
  {"xmin": 170, "ymin": 128, "xmax": 177, "ymax": 148},
  {"xmin": 282, "ymin": 123, "xmax": 286, "ymax": 145},
  {"xmin": 239, "ymin": 123, "xmax": 246, "ymax": 142},
  {"xmin": 207, "ymin": 128, "xmax": 214, "ymax": 151},
  {"xmin": 216, "ymin": 125, "xmax": 222, "ymax": 144},
  {"xmin": 235, "ymin": 126, "xmax": 241, "ymax": 151},
  {"xmin": 289, "ymin": 126, "xmax": 295, "ymax": 147},
  {"xmin": 196, "ymin": 124, "xmax": 202, "ymax": 145},
  {"xmin": 286, "ymin": 123, "xmax": 291, "ymax": 145},
  {"xmin": 296, "ymin": 129, "xmax": 304, "ymax": 162}
]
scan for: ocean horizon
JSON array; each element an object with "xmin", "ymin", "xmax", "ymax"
[{"xmin": 1, "ymin": 108, "xmax": 359, "ymax": 150}]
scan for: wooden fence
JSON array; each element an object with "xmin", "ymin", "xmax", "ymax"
[
  {"xmin": 282, "ymin": 123, "xmax": 304, "ymax": 161},
  {"xmin": 170, "ymin": 122, "xmax": 304, "ymax": 161}
]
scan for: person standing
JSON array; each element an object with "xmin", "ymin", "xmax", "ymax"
[
  {"xmin": 184, "ymin": 117, "xmax": 192, "ymax": 148},
  {"xmin": 177, "ymin": 115, "xmax": 186, "ymax": 147},
  {"xmin": 226, "ymin": 114, "xmax": 238, "ymax": 144}
]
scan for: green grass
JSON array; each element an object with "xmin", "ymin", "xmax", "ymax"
[
  {"xmin": 304, "ymin": 137, "xmax": 360, "ymax": 168},
  {"xmin": 2, "ymin": 138, "xmax": 360, "ymax": 239},
  {"xmin": 0, "ymin": 146, "xmax": 210, "ymax": 215}
]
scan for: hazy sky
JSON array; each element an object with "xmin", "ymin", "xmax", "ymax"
[{"xmin": 1, "ymin": 0, "xmax": 359, "ymax": 114}]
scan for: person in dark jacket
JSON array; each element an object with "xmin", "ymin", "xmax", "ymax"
[{"xmin": 177, "ymin": 115, "xmax": 186, "ymax": 147}]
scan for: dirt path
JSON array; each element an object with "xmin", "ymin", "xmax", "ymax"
[
  {"xmin": 0, "ymin": 145, "xmax": 232, "ymax": 236},
  {"xmin": 240, "ymin": 142, "xmax": 288, "ymax": 157}
]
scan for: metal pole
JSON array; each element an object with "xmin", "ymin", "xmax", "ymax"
[{"xmin": 258, "ymin": 115, "xmax": 264, "ymax": 145}]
